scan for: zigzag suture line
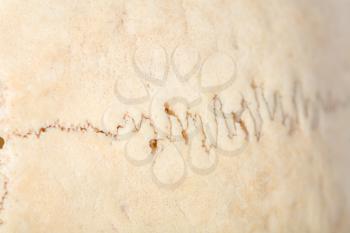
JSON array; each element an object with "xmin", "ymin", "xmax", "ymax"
[
  {"xmin": 0, "ymin": 80, "xmax": 349, "ymax": 223},
  {"xmin": 3, "ymin": 80, "xmax": 348, "ymax": 151}
]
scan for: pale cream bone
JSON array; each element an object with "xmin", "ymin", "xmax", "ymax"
[{"xmin": 0, "ymin": 0, "xmax": 349, "ymax": 232}]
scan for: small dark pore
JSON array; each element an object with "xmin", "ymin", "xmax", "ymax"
[
  {"xmin": 149, "ymin": 139, "xmax": 158, "ymax": 154},
  {"xmin": 164, "ymin": 102, "xmax": 175, "ymax": 116},
  {"xmin": 0, "ymin": 137, "xmax": 4, "ymax": 149}
]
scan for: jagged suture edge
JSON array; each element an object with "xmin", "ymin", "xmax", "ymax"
[
  {"xmin": 3, "ymin": 80, "xmax": 349, "ymax": 148},
  {"xmin": 0, "ymin": 80, "xmax": 349, "ymax": 221}
]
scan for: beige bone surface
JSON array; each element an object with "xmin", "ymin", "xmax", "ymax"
[{"xmin": 0, "ymin": 0, "xmax": 349, "ymax": 233}]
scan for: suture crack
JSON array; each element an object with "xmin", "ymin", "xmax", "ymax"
[{"xmin": 1, "ymin": 81, "xmax": 348, "ymax": 150}]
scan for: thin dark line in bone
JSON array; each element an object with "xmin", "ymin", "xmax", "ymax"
[
  {"xmin": 213, "ymin": 95, "xmax": 234, "ymax": 139},
  {"xmin": 0, "ymin": 175, "xmax": 8, "ymax": 225},
  {"xmin": 250, "ymin": 81, "xmax": 263, "ymax": 141},
  {"xmin": 4, "ymin": 81, "xmax": 349, "ymax": 145}
]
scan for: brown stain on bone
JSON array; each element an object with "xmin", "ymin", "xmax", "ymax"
[
  {"xmin": 149, "ymin": 139, "xmax": 158, "ymax": 154},
  {"xmin": 0, "ymin": 137, "xmax": 4, "ymax": 149},
  {"xmin": 181, "ymin": 130, "xmax": 189, "ymax": 145},
  {"xmin": 164, "ymin": 102, "xmax": 175, "ymax": 116}
]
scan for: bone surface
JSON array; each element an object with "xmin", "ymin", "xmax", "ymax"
[{"xmin": 0, "ymin": 0, "xmax": 349, "ymax": 233}]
